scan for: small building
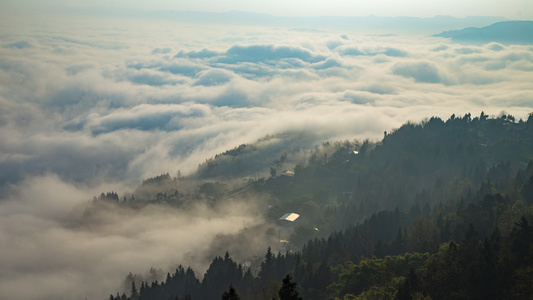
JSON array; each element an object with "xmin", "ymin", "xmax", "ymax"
[
  {"xmin": 278, "ymin": 213, "xmax": 300, "ymax": 251},
  {"xmin": 279, "ymin": 212, "xmax": 300, "ymax": 222},
  {"xmin": 280, "ymin": 170, "xmax": 294, "ymax": 177}
]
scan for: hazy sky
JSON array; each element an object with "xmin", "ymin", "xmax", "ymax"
[{"xmin": 2, "ymin": 0, "xmax": 533, "ymax": 19}]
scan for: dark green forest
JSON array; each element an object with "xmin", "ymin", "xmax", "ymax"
[{"xmin": 105, "ymin": 112, "xmax": 533, "ymax": 300}]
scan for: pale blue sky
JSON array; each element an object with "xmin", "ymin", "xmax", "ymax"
[{"xmin": 2, "ymin": 0, "xmax": 533, "ymax": 19}]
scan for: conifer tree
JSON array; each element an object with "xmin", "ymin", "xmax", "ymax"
[
  {"xmin": 130, "ymin": 281, "xmax": 138, "ymax": 298},
  {"xmin": 221, "ymin": 285, "xmax": 240, "ymax": 300},
  {"xmin": 279, "ymin": 274, "xmax": 302, "ymax": 300}
]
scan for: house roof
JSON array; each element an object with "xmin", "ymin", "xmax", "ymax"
[
  {"xmin": 280, "ymin": 170, "xmax": 294, "ymax": 177},
  {"xmin": 279, "ymin": 213, "xmax": 299, "ymax": 222}
]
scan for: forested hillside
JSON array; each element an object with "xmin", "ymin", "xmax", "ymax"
[{"xmin": 106, "ymin": 112, "xmax": 533, "ymax": 300}]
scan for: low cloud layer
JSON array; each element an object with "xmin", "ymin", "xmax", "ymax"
[
  {"xmin": 392, "ymin": 61, "xmax": 450, "ymax": 84},
  {"xmin": 0, "ymin": 175, "xmax": 267, "ymax": 300},
  {"xmin": 1, "ymin": 14, "xmax": 532, "ymax": 300}
]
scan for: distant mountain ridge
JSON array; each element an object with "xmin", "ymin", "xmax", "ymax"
[
  {"xmin": 147, "ymin": 11, "xmax": 508, "ymax": 34},
  {"xmin": 44, "ymin": 7, "xmax": 507, "ymax": 34},
  {"xmin": 433, "ymin": 20, "xmax": 533, "ymax": 44}
]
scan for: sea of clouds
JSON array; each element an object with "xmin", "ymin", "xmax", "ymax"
[{"xmin": 1, "ymin": 12, "xmax": 532, "ymax": 299}]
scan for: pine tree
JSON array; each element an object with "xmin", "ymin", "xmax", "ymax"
[
  {"xmin": 279, "ymin": 274, "xmax": 302, "ymax": 300},
  {"xmin": 259, "ymin": 247, "xmax": 274, "ymax": 286},
  {"xmin": 130, "ymin": 281, "xmax": 138, "ymax": 298},
  {"xmin": 221, "ymin": 285, "xmax": 240, "ymax": 300}
]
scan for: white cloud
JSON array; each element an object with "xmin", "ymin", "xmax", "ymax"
[
  {"xmin": 193, "ymin": 68, "xmax": 235, "ymax": 86},
  {"xmin": 392, "ymin": 60, "xmax": 451, "ymax": 84},
  {"xmin": 217, "ymin": 44, "xmax": 326, "ymax": 64}
]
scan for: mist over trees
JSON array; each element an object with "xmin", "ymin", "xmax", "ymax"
[
  {"xmin": 101, "ymin": 112, "xmax": 533, "ymax": 299},
  {"xmin": 2, "ymin": 4, "xmax": 533, "ymax": 298}
]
